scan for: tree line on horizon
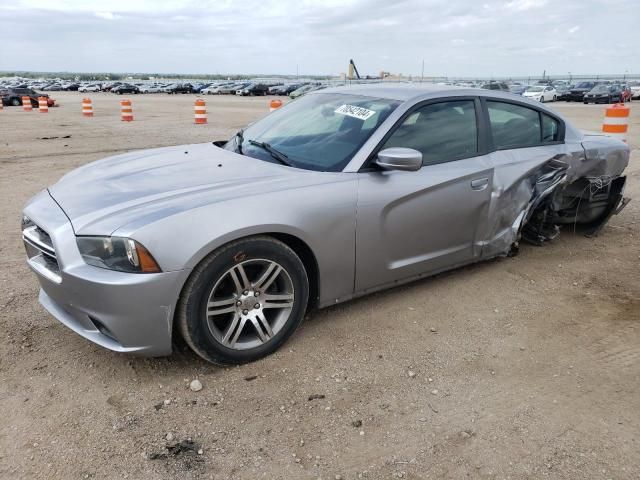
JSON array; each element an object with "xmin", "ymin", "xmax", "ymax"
[{"xmin": 0, "ymin": 71, "xmax": 331, "ymax": 81}]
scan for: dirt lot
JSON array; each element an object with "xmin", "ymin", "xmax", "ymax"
[{"xmin": 0, "ymin": 92, "xmax": 638, "ymax": 480}]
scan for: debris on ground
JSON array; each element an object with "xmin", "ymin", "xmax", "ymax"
[
  {"xmin": 148, "ymin": 439, "xmax": 201, "ymax": 460},
  {"xmin": 308, "ymin": 394, "xmax": 325, "ymax": 401},
  {"xmin": 39, "ymin": 135, "xmax": 71, "ymax": 140},
  {"xmin": 189, "ymin": 379, "xmax": 203, "ymax": 392}
]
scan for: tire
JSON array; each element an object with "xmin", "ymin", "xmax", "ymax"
[
  {"xmin": 583, "ymin": 101, "xmax": 588, "ymax": 104},
  {"xmin": 539, "ymin": 96, "xmax": 544, "ymax": 103},
  {"xmin": 11, "ymin": 97, "xmax": 20, "ymax": 106},
  {"xmin": 177, "ymin": 236, "xmax": 309, "ymax": 365},
  {"xmin": 553, "ymin": 95, "xmax": 557, "ymax": 101}
]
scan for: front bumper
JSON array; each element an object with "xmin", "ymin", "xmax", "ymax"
[
  {"xmin": 23, "ymin": 190, "xmax": 189, "ymax": 356},
  {"xmin": 583, "ymin": 95, "xmax": 609, "ymax": 103},
  {"xmin": 565, "ymin": 92, "xmax": 587, "ymax": 101}
]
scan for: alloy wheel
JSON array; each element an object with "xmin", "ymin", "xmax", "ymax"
[{"xmin": 205, "ymin": 259, "xmax": 295, "ymax": 350}]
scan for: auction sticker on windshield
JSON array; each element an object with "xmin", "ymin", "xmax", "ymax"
[{"xmin": 334, "ymin": 104, "xmax": 376, "ymax": 121}]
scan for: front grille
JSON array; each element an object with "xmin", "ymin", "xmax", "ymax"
[{"xmin": 23, "ymin": 224, "xmax": 62, "ymax": 283}]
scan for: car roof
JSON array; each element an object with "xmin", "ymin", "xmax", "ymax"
[{"xmin": 315, "ymin": 82, "xmax": 522, "ymax": 103}]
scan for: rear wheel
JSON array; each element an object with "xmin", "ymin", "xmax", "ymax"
[
  {"xmin": 177, "ymin": 236, "xmax": 309, "ymax": 365},
  {"xmin": 11, "ymin": 97, "xmax": 20, "ymax": 106}
]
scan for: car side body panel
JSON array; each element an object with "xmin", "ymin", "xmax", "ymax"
[
  {"xmin": 27, "ymin": 84, "xmax": 630, "ymax": 355},
  {"xmin": 355, "ymin": 156, "xmax": 494, "ymax": 292}
]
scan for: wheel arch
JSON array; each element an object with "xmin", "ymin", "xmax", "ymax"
[
  {"xmin": 175, "ymin": 231, "xmax": 321, "ymax": 320},
  {"xmin": 267, "ymin": 232, "xmax": 320, "ymax": 310}
]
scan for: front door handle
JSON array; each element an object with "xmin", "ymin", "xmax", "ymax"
[{"xmin": 471, "ymin": 177, "xmax": 489, "ymax": 191}]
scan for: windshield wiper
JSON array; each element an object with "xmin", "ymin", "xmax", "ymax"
[
  {"xmin": 234, "ymin": 129, "xmax": 244, "ymax": 154},
  {"xmin": 248, "ymin": 140, "xmax": 294, "ymax": 167}
]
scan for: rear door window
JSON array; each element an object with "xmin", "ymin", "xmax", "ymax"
[
  {"xmin": 542, "ymin": 114, "xmax": 560, "ymax": 142},
  {"xmin": 487, "ymin": 101, "xmax": 541, "ymax": 149}
]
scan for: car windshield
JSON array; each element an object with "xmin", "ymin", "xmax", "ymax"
[
  {"xmin": 591, "ymin": 85, "xmax": 609, "ymax": 93},
  {"xmin": 527, "ymin": 86, "xmax": 544, "ymax": 92},
  {"xmin": 225, "ymin": 93, "xmax": 401, "ymax": 172},
  {"xmin": 575, "ymin": 82, "xmax": 593, "ymax": 89}
]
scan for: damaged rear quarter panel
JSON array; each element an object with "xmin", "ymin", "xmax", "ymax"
[{"xmin": 480, "ymin": 132, "xmax": 629, "ymax": 258}]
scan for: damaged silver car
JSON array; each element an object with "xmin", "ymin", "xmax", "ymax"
[{"xmin": 22, "ymin": 84, "xmax": 630, "ymax": 364}]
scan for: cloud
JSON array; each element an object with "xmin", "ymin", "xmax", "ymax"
[
  {"xmin": 0, "ymin": 0, "xmax": 636, "ymax": 77},
  {"xmin": 94, "ymin": 11, "xmax": 120, "ymax": 20},
  {"xmin": 505, "ymin": 0, "xmax": 548, "ymax": 11}
]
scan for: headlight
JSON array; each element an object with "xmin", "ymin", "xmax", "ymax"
[
  {"xmin": 76, "ymin": 236, "xmax": 161, "ymax": 273},
  {"xmin": 22, "ymin": 215, "xmax": 34, "ymax": 230}
]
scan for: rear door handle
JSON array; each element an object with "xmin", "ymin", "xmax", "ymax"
[{"xmin": 471, "ymin": 177, "xmax": 489, "ymax": 191}]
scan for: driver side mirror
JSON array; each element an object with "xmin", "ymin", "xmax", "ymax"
[{"xmin": 375, "ymin": 148, "xmax": 422, "ymax": 172}]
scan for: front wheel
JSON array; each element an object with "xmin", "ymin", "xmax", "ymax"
[
  {"xmin": 553, "ymin": 95, "xmax": 557, "ymax": 101},
  {"xmin": 177, "ymin": 236, "xmax": 309, "ymax": 365}
]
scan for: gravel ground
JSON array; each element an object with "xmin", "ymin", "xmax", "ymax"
[{"xmin": 0, "ymin": 92, "xmax": 638, "ymax": 480}]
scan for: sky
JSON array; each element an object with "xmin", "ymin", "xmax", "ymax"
[{"xmin": 0, "ymin": 0, "xmax": 636, "ymax": 77}]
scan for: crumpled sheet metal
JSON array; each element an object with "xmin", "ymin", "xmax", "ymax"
[{"xmin": 480, "ymin": 134, "xmax": 629, "ymax": 258}]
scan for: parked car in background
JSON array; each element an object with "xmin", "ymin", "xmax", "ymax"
[
  {"xmin": 630, "ymin": 83, "xmax": 640, "ymax": 100},
  {"xmin": 102, "ymin": 82, "xmax": 122, "ymax": 92},
  {"xmin": 271, "ymin": 84, "xmax": 301, "ymax": 95},
  {"xmin": 42, "ymin": 84, "xmax": 62, "ymax": 91},
  {"xmin": 553, "ymin": 84, "xmax": 569, "ymax": 98},
  {"xmin": 21, "ymin": 85, "xmax": 630, "ymax": 365},
  {"xmin": 193, "ymin": 83, "xmax": 212, "ymax": 93},
  {"xmin": 481, "ymin": 81, "xmax": 509, "ymax": 92},
  {"xmin": 165, "ymin": 83, "xmax": 194, "ymax": 94},
  {"xmin": 1, "ymin": 87, "xmax": 54, "ymax": 107},
  {"xmin": 620, "ymin": 85, "xmax": 633, "ymax": 103},
  {"xmin": 522, "ymin": 85, "xmax": 557, "ymax": 102},
  {"xmin": 139, "ymin": 84, "xmax": 163, "ymax": 93},
  {"xmin": 201, "ymin": 83, "xmax": 232, "ymax": 94},
  {"xmin": 111, "ymin": 84, "xmax": 140, "ymax": 95},
  {"xmin": 219, "ymin": 83, "xmax": 249, "ymax": 95},
  {"xmin": 236, "ymin": 83, "xmax": 270, "ymax": 96},
  {"xmin": 508, "ymin": 85, "xmax": 527, "ymax": 95},
  {"xmin": 583, "ymin": 84, "xmax": 624, "ymax": 104},
  {"xmin": 289, "ymin": 84, "xmax": 317, "ymax": 99},
  {"xmin": 201, "ymin": 84, "xmax": 221, "ymax": 94},
  {"xmin": 78, "ymin": 84, "xmax": 101, "ymax": 93},
  {"xmin": 564, "ymin": 81, "xmax": 598, "ymax": 102}
]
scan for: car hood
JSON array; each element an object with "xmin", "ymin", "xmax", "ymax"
[{"xmin": 48, "ymin": 143, "xmax": 342, "ymax": 236}]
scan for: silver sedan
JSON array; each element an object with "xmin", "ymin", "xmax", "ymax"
[{"xmin": 22, "ymin": 84, "xmax": 630, "ymax": 364}]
